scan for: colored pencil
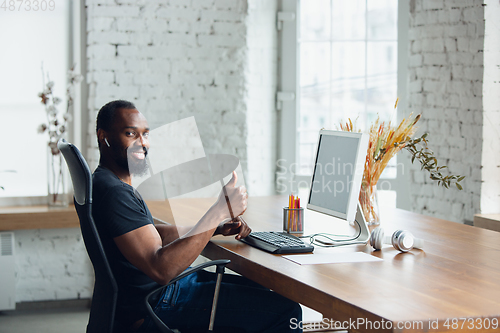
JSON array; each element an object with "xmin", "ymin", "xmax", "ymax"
[
  {"xmin": 297, "ymin": 198, "xmax": 302, "ymax": 231},
  {"xmin": 288, "ymin": 195, "xmax": 292, "ymax": 232}
]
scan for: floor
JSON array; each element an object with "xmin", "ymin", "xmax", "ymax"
[
  {"xmin": 0, "ymin": 304, "xmax": 327, "ymax": 333},
  {"xmin": 0, "ymin": 307, "xmax": 90, "ymax": 333}
]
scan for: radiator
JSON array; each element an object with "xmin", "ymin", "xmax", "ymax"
[{"xmin": 0, "ymin": 232, "xmax": 15, "ymax": 310}]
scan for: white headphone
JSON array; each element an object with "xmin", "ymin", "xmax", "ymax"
[
  {"xmin": 369, "ymin": 227, "xmax": 424, "ymax": 252},
  {"xmin": 104, "ymin": 138, "xmax": 111, "ymax": 147}
]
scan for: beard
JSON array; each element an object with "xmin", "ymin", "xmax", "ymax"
[
  {"xmin": 115, "ymin": 146, "xmax": 150, "ymax": 177},
  {"xmin": 127, "ymin": 147, "xmax": 149, "ymax": 177}
]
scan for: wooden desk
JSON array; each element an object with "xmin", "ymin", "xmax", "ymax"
[
  {"xmin": 149, "ymin": 196, "xmax": 500, "ymax": 333},
  {"xmin": 474, "ymin": 214, "xmax": 500, "ymax": 232},
  {"xmin": 0, "ymin": 205, "xmax": 79, "ymax": 231}
]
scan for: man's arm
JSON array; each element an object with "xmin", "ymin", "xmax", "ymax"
[
  {"xmin": 154, "ymin": 223, "xmax": 191, "ymax": 246},
  {"xmin": 113, "ymin": 172, "xmax": 247, "ymax": 285},
  {"xmin": 213, "ymin": 216, "xmax": 252, "ymax": 240},
  {"xmin": 155, "ymin": 217, "xmax": 251, "ymax": 246}
]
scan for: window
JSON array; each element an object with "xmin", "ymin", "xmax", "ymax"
[
  {"xmin": 0, "ymin": 3, "xmax": 70, "ymax": 201},
  {"xmin": 278, "ymin": 0, "xmax": 404, "ymax": 208},
  {"xmin": 299, "ymin": 0, "xmax": 398, "ymax": 174}
]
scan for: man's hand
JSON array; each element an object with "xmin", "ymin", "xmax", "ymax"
[
  {"xmin": 216, "ymin": 171, "xmax": 248, "ymax": 220},
  {"xmin": 214, "ymin": 216, "xmax": 251, "ymax": 240}
]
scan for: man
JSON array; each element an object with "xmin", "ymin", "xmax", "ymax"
[{"xmin": 92, "ymin": 100, "xmax": 302, "ymax": 332}]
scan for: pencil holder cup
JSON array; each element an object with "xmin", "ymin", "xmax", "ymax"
[{"xmin": 283, "ymin": 207, "xmax": 304, "ymax": 234}]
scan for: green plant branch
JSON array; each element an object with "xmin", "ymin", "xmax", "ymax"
[{"xmin": 401, "ymin": 133, "xmax": 464, "ymax": 190}]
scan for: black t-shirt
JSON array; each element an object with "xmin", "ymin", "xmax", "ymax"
[{"xmin": 92, "ymin": 166, "xmax": 161, "ymax": 327}]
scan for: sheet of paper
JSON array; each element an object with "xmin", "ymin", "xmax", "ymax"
[{"xmin": 283, "ymin": 252, "xmax": 383, "ymax": 265}]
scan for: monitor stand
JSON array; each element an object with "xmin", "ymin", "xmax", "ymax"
[{"xmin": 322, "ymin": 202, "xmax": 371, "ymax": 246}]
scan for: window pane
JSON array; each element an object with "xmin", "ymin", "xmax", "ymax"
[
  {"xmin": 0, "ymin": 6, "xmax": 69, "ymax": 198},
  {"xmin": 300, "ymin": 0, "xmax": 331, "ymax": 41},
  {"xmin": 298, "ymin": 0, "xmax": 398, "ymax": 184},
  {"xmin": 298, "ymin": 0, "xmax": 397, "ymax": 206},
  {"xmin": 300, "ymin": 42, "xmax": 331, "ymax": 91},
  {"xmin": 299, "ymin": 42, "xmax": 331, "ymax": 174},
  {"xmin": 331, "ymin": 0, "xmax": 366, "ymax": 40},
  {"xmin": 330, "ymin": 41, "xmax": 366, "ymax": 128},
  {"xmin": 367, "ymin": 0, "xmax": 398, "ymax": 40},
  {"xmin": 367, "ymin": 42, "xmax": 397, "ymax": 122}
]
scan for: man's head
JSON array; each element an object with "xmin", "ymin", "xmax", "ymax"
[{"xmin": 96, "ymin": 100, "xmax": 150, "ymax": 177}]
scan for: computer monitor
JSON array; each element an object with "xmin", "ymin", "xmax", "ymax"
[{"xmin": 307, "ymin": 130, "xmax": 370, "ymax": 245}]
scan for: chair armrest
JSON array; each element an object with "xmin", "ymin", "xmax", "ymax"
[
  {"xmin": 168, "ymin": 259, "xmax": 230, "ymax": 284},
  {"xmin": 144, "ymin": 259, "xmax": 231, "ymax": 333}
]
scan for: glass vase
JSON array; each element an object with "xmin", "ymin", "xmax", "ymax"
[
  {"xmin": 47, "ymin": 145, "xmax": 68, "ymax": 207},
  {"xmin": 359, "ymin": 183, "xmax": 380, "ymax": 225}
]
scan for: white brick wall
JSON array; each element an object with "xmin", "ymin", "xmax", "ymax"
[
  {"xmin": 407, "ymin": 0, "xmax": 485, "ymax": 223},
  {"xmin": 86, "ymin": 0, "xmax": 278, "ymax": 196},
  {"xmin": 15, "ymin": 228, "xmax": 93, "ymax": 302},
  {"xmin": 86, "ymin": 0, "xmax": 247, "ymax": 171}
]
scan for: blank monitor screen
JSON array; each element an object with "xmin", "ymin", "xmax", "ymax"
[{"xmin": 307, "ymin": 130, "xmax": 368, "ymax": 222}]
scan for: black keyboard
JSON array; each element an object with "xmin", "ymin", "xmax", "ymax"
[{"xmin": 240, "ymin": 231, "xmax": 314, "ymax": 254}]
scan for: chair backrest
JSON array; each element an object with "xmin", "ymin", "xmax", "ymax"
[{"xmin": 58, "ymin": 139, "xmax": 118, "ymax": 333}]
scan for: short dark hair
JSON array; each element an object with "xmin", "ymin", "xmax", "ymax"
[{"xmin": 96, "ymin": 100, "xmax": 136, "ymax": 134}]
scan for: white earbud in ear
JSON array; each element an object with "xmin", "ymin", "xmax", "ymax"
[
  {"xmin": 370, "ymin": 227, "xmax": 424, "ymax": 252},
  {"xmin": 104, "ymin": 138, "xmax": 111, "ymax": 148}
]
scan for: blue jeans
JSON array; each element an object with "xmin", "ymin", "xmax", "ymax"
[{"xmin": 140, "ymin": 270, "xmax": 302, "ymax": 332}]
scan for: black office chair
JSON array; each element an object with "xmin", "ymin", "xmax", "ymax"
[{"xmin": 57, "ymin": 139, "xmax": 230, "ymax": 333}]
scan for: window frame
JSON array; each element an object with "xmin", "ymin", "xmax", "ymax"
[
  {"xmin": 277, "ymin": 0, "xmax": 411, "ymax": 210},
  {"xmin": 0, "ymin": 0, "xmax": 86, "ymax": 206}
]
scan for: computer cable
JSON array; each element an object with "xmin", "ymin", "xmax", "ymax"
[{"xmin": 298, "ymin": 218, "xmax": 363, "ymax": 247}]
